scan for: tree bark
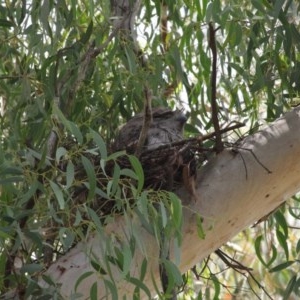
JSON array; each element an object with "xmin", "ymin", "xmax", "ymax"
[{"xmin": 40, "ymin": 107, "xmax": 300, "ymax": 299}]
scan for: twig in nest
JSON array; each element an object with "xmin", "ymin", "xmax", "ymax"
[{"xmin": 140, "ymin": 122, "xmax": 245, "ymax": 155}]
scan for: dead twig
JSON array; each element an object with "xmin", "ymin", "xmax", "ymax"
[
  {"xmin": 215, "ymin": 249, "xmax": 252, "ymax": 272},
  {"xmin": 229, "ymin": 143, "xmax": 272, "ymax": 178}
]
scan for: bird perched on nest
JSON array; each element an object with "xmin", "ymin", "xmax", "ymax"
[
  {"xmin": 112, "ymin": 107, "xmax": 187, "ymax": 153},
  {"xmin": 112, "ymin": 107, "xmax": 197, "ymax": 196}
]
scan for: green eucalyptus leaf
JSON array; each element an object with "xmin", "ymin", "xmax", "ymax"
[
  {"xmin": 49, "ymin": 180, "xmax": 65, "ymax": 210},
  {"xmin": 56, "ymin": 146, "xmax": 67, "ymax": 163},
  {"xmin": 81, "ymin": 155, "xmax": 96, "ymax": 200},
  {"xmin": 90, "ymin": 282, "xmax": 98, "ymax": 300},
  {"xmin": 90, "ymin": 129, "xmax": 107, "ymax": 159},
  {"xmin": 128, "ymin": 155, "xmax": 144, "ymax": 193},
  {"xmin": 66, "ymin": 160, "xmax": 75, "ymax": 189},
  {"xmin": 127, "ymin": 276, "xmax": 152, "ymax": 299},
  {"xmin": 269, "ymin": 261, "xmax": 295, "ymax": 273}
]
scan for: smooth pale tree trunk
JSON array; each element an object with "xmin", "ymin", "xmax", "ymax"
[{"xmin": 40, "ymin": 107, "xmax": 300, "ymax": 299}]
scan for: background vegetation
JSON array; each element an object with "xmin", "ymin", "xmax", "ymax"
[{"xmin": 1, "ymin": 0, "xmax": 300, "ymax": 298}]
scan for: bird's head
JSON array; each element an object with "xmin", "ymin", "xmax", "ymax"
[
  {"xmin": 152, "ymin": 107, "xmax": 187, "ymax": 134},
  {"xmin": 172, "ymin": 109, "xmax": 188, "ymax": 131}
]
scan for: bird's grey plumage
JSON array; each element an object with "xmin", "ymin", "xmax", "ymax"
[{"xmin": 113, "ymin": 107, "xmax": 187, "ymax": 152}]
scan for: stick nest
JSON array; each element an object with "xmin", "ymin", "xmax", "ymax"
[{"xmin": 61, "ymin": 137, "xmax": 207, "ymax": 218}]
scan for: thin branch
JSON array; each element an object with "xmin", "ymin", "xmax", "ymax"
[
  {"xmin": 215, "ymin": 249, "xmax": 274, "ymax": 300},
  {"xmin": 208, "ymin": 22, "xmax": 223, "ymax": 153},
  {"xmin": 159, "ymin": 1, "xmax": 179, "ymax": 98},
  {"xmin": 215, "ymin": 249, "xmax": 253, "ymax": 272},
  {"xmin": 135, "ymin": 86, "xmax": 152, "ymax": 157},
  {"xmin": 58, "ymin": 21, "xmax": 127, "ymax": 100},
  {"xmin": 91, "ymin": 15, "xmax": 129, "ymax": 58},
  {"xmin": 160, "ymin": 1, "xmax": 168, "ymax": 53},
  {"xmin": 247, "ymin": 271, "xmax": 274, "ymax": 300}
]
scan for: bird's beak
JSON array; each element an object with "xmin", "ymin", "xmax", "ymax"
[{"xmin": 176, "ymin": 113, "xmax": 188, "ymax": 124}]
